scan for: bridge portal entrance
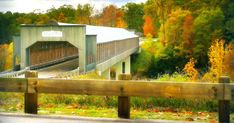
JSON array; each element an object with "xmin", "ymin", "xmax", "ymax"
[{"xmin": 27, "ymin": 41, "xmax": 78, "ymax": 69}]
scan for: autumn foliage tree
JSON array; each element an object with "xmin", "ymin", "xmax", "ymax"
[
  {"xmin": 0, "ymin": 42, "xmax": 13, "ymax": 71},
  {"xmin": 143, "ymin": 16, "xmax": 154, "ymax": 36},
  {"xmin": 202, "ymin": 39, "xmax": 232, "ymax": 82},
  {"xmin": 183, "ymin": 58, "xmax": 198, "ymax": 81},
  {"xmin": 182, "ymin": 15, "xmax": 194, "ymax": 55},
  {"xmin": 223, "ymin": 43, "xmax": 234, "ymax": 80},
  {"xmin": 161, "ymin": 9, "xmax": 191, "ymax": 51},
  {"xmin": 116, "ymin": 10, "xmax": 127, "ymax": 28},
  {"xmin": 56, "ymin": 12, "xmax": 66, "ymax": 22},
  {"xmin": 76, "ymin": 4, "xmax": 93, "ymax": 24},
  {"xmin": 100, "ymin": 5, "xmax": 118, "ymax": 27}
]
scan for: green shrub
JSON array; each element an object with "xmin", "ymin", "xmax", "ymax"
[{"xmin": 157, "ymin": 72, "xmax": 190, "ymax": 82}]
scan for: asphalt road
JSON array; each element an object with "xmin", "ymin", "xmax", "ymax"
[{"xmin": 0, "ymin": 113, "xmax": 200, "ymax": 123}]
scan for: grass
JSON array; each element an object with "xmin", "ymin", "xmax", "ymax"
[
  {"xmin": 156, "ymin": 72, "xmax": 190, "ymax": 82},
  {"xmin": 38, "ymin": 106, "xmax": 218, "ymax": 122}
]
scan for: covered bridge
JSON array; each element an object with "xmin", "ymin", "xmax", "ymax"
[{"xmin": 13, "ymin": 22, "xmax": 139, "ymax": 79}]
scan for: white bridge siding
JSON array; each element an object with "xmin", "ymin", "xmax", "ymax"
[{"xmin": 96, "ymin": 37, "xmax": 138, "ymax": 79}]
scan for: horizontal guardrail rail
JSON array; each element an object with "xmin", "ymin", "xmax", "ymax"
[
  {"xmin": 1, "ymin": 78, "xmax": 232, "ymax": 99},
  {"xmin": 0, "ymin": 71, "xmax": 233, "ymax": 122}
]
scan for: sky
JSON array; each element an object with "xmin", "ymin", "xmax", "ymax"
[{"xmin": 0, "ymin": 0, "xmax": 147, "ymax": 13}]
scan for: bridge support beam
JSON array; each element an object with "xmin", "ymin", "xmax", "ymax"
[
  {"xmin": 114, "ymin": 56, "xmax": 130, "ymax": 80},
  {"xmin": 99, "ymin": 56, "xmax": 131, "ymax": 80}
]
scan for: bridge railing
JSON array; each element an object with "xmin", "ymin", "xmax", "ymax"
[
  {"xmin": 0, "ymin": 67, "xmax": 29, "ymax": 78},
  {"xmin": 0, "ymin": 71, "xmax": 233, "ymax": 122}
]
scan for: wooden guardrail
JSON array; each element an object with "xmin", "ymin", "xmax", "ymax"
[{"xmin": 0, "ymin": 71, "xmax": 233, "ymax": 123}]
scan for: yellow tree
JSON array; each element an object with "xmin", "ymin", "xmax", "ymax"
[
  {"xmin": 209, "ymin": 40, "xmax": 225, "ymax": 78},
  {"xmin": 202, "ymin": 39, "xmax": 232, "ymax": 82},
  {"xmin": 0, "ymin": 43, "xmax": 13, "ymax": 71},
  {"xmin": 4, "ymin": 42, "xmax": 13, "ymax": 70},
  {"xmin": 223, "ymin": 43, "xmax": 234, "ymax": 80}
]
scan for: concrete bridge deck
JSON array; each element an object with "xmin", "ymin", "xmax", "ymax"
[{"xmin": 0, "ymin": 113, "xmax": 199, "ymax": 123}]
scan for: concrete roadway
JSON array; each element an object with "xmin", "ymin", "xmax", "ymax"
[{"xmin": 0, "ymin": 113, "xmax": 199, "ymax": 123}]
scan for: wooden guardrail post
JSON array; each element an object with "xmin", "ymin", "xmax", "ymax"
[
  {"xmin": 118, "ymin": 74, "xmax": 131, "ymax": 119},
  {"xmin": 24, "ymin": 71, "xmax": 38, "ymax": 114},
  {"xmin": 218, "ymin": 76, "xmax": 230, "ymax": 123}
]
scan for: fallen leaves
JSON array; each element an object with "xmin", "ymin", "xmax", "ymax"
[{"xmin": 145, "ymin": 107, "xmax": 217, "ymax": 122}]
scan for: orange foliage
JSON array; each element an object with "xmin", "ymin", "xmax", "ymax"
[
  {"xmin": 116, "ymin": 10, "xmax": 127, "ymax": 28},
  {"xmin": 183, "ymin": 58, "xmax": 198, "ymax": 81},
  {"xmin": 57, "ymin": 12, "xmax": 66, "ymax": 22},
  {"xmin": 143, "ymin": 16, "xmax": 154, "ymax": 36},
  {"xmin": 182, "ymin": 15, "xmax": 193, "ymax": 55},
  {"xmin": 101, "ymin": 5, "xmax": 117, "ymax": 27}
]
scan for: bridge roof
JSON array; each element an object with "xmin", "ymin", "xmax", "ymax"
[{"xmin": 58, "ymin": 22, "xmax": 138, "ymax": 44}]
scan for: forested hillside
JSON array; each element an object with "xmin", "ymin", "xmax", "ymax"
[{"xmin": 0, "ymin": 0, "xmax": 233, "ymax": 81}]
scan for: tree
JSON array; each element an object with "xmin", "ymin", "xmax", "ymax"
[
  {"xmin": 223, "ymin": 2, "xmax": 234, "ymax": 41},
  {"xmin": 144, "ymin": 0, "xmax": 160, "ymax": 36},
  {"xmin": 100, "ymin": 5, "xmax": 118, "ymax": 27},
  {"xmin": 161, "ymin": 9, "xmax": 191, "ymax": 50},
  {"xmin": 35, "ymin": 14, "xmax": 49, "ymax": 25},
  {"xmin": 143, "ymin": 16, "xmax": 154, "ymax": 36},
  {"xmin": 47, "ymin": 5, "xmax": 76, "ymax": 23},
  {"xmin": 76, "ymin": 4, "xmax": 93, "ymax": 24},
  {"xmin": 148, "ymin": 0, "xmax": 175, "ymax": 46},
  {"xmin": 223, "ymin": 42, "xmax": 234, "ymax": 80},
  {"xmin": 183, "ymin": 58, "xmax": 198, "ymax": 81},
  {"xmin": 116, "ymin": 9, "xmax": 127, "ymax": 28},
  {"xmin": 0, "ymin": 12, "xmax": 23, "ymax": 44},
  {"xmin": 202, "ymin": 39, "xmax": 233, "ymax": 82},
  {"xmin": 123, "ymin": 3, "xmax": 144, "ymax": 32},
  {"xmin": 4, "ymin": 42, "xmax": 13, "ymax": 70},
  {"xmin": 0, "ymin": 42, "xmax": 13, "ymax": 71},
  {"xmin": 57, "ymin": 12, "xmax": 66, "ymax": 22},
  {"xmin": 182, "ymin": 14, "xmax": 194, "ymax": 55},
  {"xmin": 202, "ymin": 39, "xmax": 223, "ymax": 82},
  {"xmin": 193, "ymin": 8, "xmax": 225, "ymax": 67}
]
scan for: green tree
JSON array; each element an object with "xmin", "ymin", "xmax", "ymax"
[
  {"xmin": 193, "ymin": 8, "xmax": 225, "ymax": 67},
  {"xmin": 76, "ymin": 4, "xmax": 93, "ymax": 24},
  {"xmin": 162, "ymin": 9, "xmax": 191, "ymax": 48},
  {"xmin": 35, "ymin": 14, "xmax": 49, "ymax": 25},
  {"xmin": 145, "ymin": 0, "xmax": 175, "ymax": 45},
  {"xmin": 0, "ymin": 12, "xmax": 21, "ymax": 44},
  {"xmin": 223, "ymin": 2, "xmax": 234, "ymax": 41},
  {"xmin": 123, "ymin": 3, "xmax": 144, "ymax": 32},
  {"xmin": 47, "ymin": 5, "xmax": 76, "ymax": 23}
]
